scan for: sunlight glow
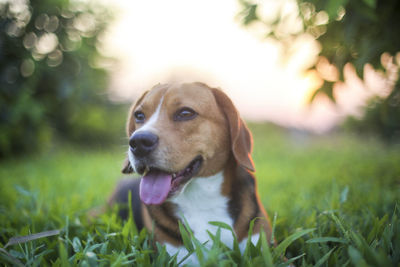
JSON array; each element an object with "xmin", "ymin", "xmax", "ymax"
[{"xmin": 101, "ymin": 0, "xmax": 369, "ymax": 132}]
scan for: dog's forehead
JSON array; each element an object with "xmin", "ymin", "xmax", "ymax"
[
  {"xmin": 164, "ymin": 83, "xmax": 216, "ymax": 108},
  {"xmin": 139, "ymin": 83, "xmax": 217, "ymax": 112},
  {"xmin": 137, "ymin": 84, "xmax": 169, "ymax": 110}
]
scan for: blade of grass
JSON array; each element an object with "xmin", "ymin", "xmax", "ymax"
[
  {"xmin": 209, "ymin": 220, "xmax": 240, "ymax": 252},
  {"xmin": 260, "ymin": 230, "xmax": 274, "ymax": 266},
  {"xmin": 127, "ymin": 191, "xmax": 138, "ymax": 236},
  {"xmin": 306, "ymin": 237, "xmax": 348, "ymax": 244},
  {"xmin": 329, "ymin": 213, "xmax": 351, "ymax": 241},
  {"xmin": 314, "ymin": 247, "xmax": 335, "ymax": 267},
  {"xmin": 178, "ymin": 220, "xmax": 194, "ymax": 252},
  {"xmin": 273, "ymin": 228, "xmax": 315, "ymax": 260},
  {"xmin": 348, "ymin": 246, "xmax": 368, "ymax": 266},
  {"xmin": 277, "ymin": 253, "xmax": 306, "ymax": 267},
  {"xmin": 58, "ymin": 240, "xmax": 70, "ymax": 267},
  {"xmin": 243, "ymin": 217, "xmax": 257, "ymax": 259},
  {"xmin": 4, "ymin": 230, "xmax": 60, "ymax": 248},
  {"xmin": 0, "ymin": 248, "xmax": 25, "ymax": 267},
  {"xmin": 271, "ymin": 212, "xmax": 277, "ymax": 245},
  {"xmin": 177, "ymin": 250, "xmax": 195, "ymax": 266}
]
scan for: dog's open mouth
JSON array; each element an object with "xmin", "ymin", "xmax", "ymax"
[{"xmin": 139, "ymin": 156, "xmax": 203, "ymax": 205}]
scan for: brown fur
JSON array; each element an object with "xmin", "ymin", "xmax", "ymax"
[{"xmin": 119, "ymin": 82, "xmax": 272, "ymax": 245}]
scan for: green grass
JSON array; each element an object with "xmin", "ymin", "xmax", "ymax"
[{"xmin": 0, "ymin": 123, "xmax": 399, "ymax": 266}]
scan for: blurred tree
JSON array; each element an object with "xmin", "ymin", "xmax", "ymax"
[
  {"xmin": 238, "ymin": 0, "xmax": 400, "ymax": 140},
  {"xmin": 0, "ymin": 0, "xmax": 122, "ymax": 157}
]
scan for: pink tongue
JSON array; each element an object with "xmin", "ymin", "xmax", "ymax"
[{"xmin": 140, "ymin": 171, "xmax": 172, "ymax": 205}]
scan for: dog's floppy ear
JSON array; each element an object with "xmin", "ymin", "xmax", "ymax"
[
  {"xmin": 122, "ymin": 90, "xmax": 149, "ymax": 174},
  {"xmin": 211, "ymin": 88, "xmax": 255, "ymax": 172}
]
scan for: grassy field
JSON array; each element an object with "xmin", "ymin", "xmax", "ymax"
[{"xmin": 0, "ymin": 123, "xmax": 399, "ymax": 266}]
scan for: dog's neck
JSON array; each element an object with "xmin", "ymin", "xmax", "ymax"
[{"xmin": 169, "ymin": 171, "xmax": 234, "ymax": 245}]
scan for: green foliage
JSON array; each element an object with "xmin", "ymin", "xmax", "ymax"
[
  {"xmin": 0, "ymin": 124, "xmax": 399, "ymax": 265},
  {"xmin": 0, "ymin": 0, "xmax": 121, "ymax": 157},
  {"xmin": 238, "ymin": 0, "xmax": 400, "ymax": 140},
  {"xmin": 239, "ymin": 0, "xmax": 400, "ymax": 98},
  {"xmin": 344, "ymin": 81, "xmax": 400, "ymax": 141}
]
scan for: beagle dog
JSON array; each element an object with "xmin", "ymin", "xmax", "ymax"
[{"xmin": 110, "ymin": 82, "xmax": 272, "ymax": 262}]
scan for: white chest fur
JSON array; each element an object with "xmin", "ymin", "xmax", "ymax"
[
  {"xmin": 169, "ymin": 171, "xmax": 234, "ymax": 246},
  {"xmin": 165, "ymin": 172, "xmax": 260, "ymax": 264}
]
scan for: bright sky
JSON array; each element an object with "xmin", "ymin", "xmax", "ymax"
[{"xmin": 101, "ymin": 0, "xmax": 377, "ymax": 132}]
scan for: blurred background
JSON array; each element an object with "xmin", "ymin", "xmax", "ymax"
[
  {"xmin": 1, "ymin": 1, "xmax": 400, "ymax": 265},
  {"xmin": 1, "ymin": 0, "xmax": 399, "ymax": 157}
]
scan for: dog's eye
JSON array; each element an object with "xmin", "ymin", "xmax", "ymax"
[
  {"xmin": 174, "ymin": 107, "xmax": 197, "ymax": 121},
  {"xmin": 134, "ymin": 111, "xmax": 145, "ymax": 123}
]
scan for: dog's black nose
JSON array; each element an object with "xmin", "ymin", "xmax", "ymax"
[{"xmin": 129, "ymin": 131, "xmax": 159, "ymax": 157}]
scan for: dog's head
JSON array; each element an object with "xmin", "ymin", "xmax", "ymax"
[{"xmin": 122, "ymin": 82, "xmax": 254, "ymax": 205}]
